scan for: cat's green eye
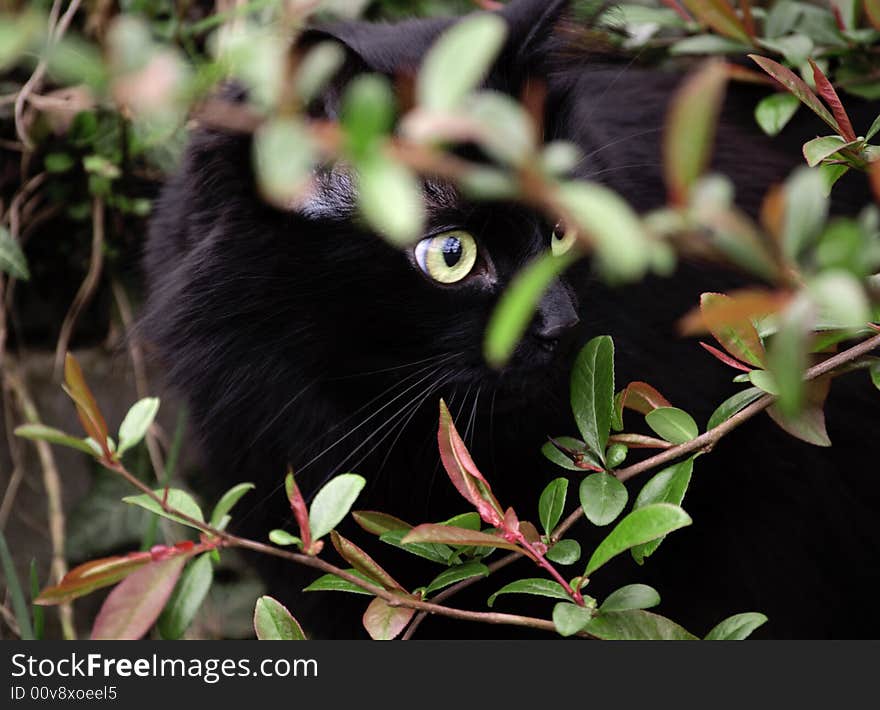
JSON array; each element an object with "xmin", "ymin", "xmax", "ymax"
[
  {"xmin": 414, "ymin": 231, "xmax": 478, "ymax": 284},
  {"xmin": 551, "ymin": 222, "xmax": 576, "ymax": 257}
]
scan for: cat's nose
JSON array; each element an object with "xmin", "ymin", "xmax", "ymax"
[{"xmin": 531, "ymin": 281, "xmax": 580, "ymax": 343}]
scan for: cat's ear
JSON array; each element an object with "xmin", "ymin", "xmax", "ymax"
[
  {"xmin": 297, "ymin": 17, "xmax": 454, "ymax": 118},
  {"xmin": 298, "ymin": 1, "xmax": 570, "ymax": 118}
]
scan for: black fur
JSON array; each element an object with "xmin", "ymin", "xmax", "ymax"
[{"xmin": 143, "ymin": 0, "xmax": 880, "ymax": 638}]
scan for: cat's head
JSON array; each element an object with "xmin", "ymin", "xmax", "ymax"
[
  {"xmin": 145, "ymin": 0, "xmax": 583, "ymax": 452},
  {"xmin": 287, "ymin": 0, "xmax": 581, "ymax": 386}
]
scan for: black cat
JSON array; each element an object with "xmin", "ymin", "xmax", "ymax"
[{"xmin": 142, "ymin": 0, "xmax": 879, "ymax": 639}]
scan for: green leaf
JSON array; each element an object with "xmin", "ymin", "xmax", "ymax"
[
  {"xmin": 600, "ymin": 584, "xmax": 661, "ymax": 613},
  {"xmin": 157, "ymin": 553, "xmax": 213, "ymax": 640},
  {"xmin": 331, "ymin": 531, "xmax": 404, "ymax": 592},
  {"xmin": 767, "ymin": 296, "xmax": 812, "ymax": 417},
  {"xmin": 749, "ymin": 55, "xmax": 838, "ymax": 133},
  {"xmin": 552, "ymin": 602, "xmax": 595, "ymax": 637},
  {"xmin": 866, "ymin": 113, "xmax": 880, "ymax": 141},
  {"xmin": 295, "ymin": 40, "xmax": 346, "ymax": 104},
  {"xmin": 645, "ymin": 407, "xmax": 699, "ymax": 444},
  {"xmin": 489, "ymin": 579, "xmax": 572, "ymax": 608},
  {"xmin": 117, "ymin": 397, "xmax": 160, "ymax": 456},
  {"xmin": 14, "ymin": 424, "xmax": 97, "ymax": 456},
  {"xmin": 308, "ymin": 473, "xmax": 366, "ymax": 541},
  {"xmin": 440, "ymin": 512, "xmax": 482, "ymax": 530},
  {"xmin": 757, "ymin": 34, "xmax": 814, "ymax": 65},
  {"xmin": 0, "ymin": 531, "xmax": 34, "ymax": 639},
  {"xmin": 754, "ymin": 93, "xmax": 800, "ymax": 136},
  {"xmin": 362, "ymin": 596, "xmax": 415, "ymax": 640},
  {"xmin": 268, "ymin": 530, "xmax": 302, "ymax": 547},
  {"xmin": 870, "ymin": 362, "xmax": 880, "ymax": 392},
  {"xmin": 303, "ymin": 570, "xmax": 374, "ymax": 596},
  {"xmin": 748, "ymin": 369, "xmax": 779, "ymax": 395},
  {"xmin": 484, "ymin": 251, "xmax": 576, "ymax": 367},
  {"xmin": 545, "ymin": 539, "xmax": 581, "ymax": 565},
  {"xmin": 663, "ymin": 60, "xmax": 728, "ymax": 204},
  {"xmin": 582, "ymin": 609, "xmax": 698, "ymax": 640},
  {"xmin": 538, "ymin": 478, "xmax": 569, "ymax": 535},
  {"xmin": 631, "ymin": 458, "xmax": 694, "ymax": 563},
  {"xmin": 571, "ymin": 335, "xmax": 615, "ymax": 462},
  {"xmin": 585, "ymin": 503, "xmax": 692, "ymax": 576},
  {"xmin": 808, "ymin": 270, "xmax": 871, "ymax": 330},
  {"xmin": 341, "ymin": 74, "xmax": 395, "ymax": 158},
  {"xmin": 209, "ymin": 483, "xmax": 255, "ymax": 528},
  {"xmin": 541, "ymin": 436, "xmax": 599, "ymax": 471},
  {"xmin": 352, "ymin": 511, "xmax": 412, "ymax": 536},
  {"xmin": 357, "ymin": 156, "xmax": 425, "ymax": 246},
  {"xmin": 122, "ymin": 489, "xmax": 205, "ymax": 531},
  {"xmin": 417, "ymin": 13, "xmax": 507, "ymax": 111},
  {"xmin": 670, "ymin": 34, "xmax": 750, "ymax": 55},
  {"xmin": 707, "ymin": 387, "xmax": 765, "ymax": 429},
  {"xmin": 252, "ymin": 118, "xmax": 315, "ymax": 206},
  {"xmin": 424, "ymin": 561, "xmax": 489, "ymax": 595},
  {"xmin": 463, "ymin": 92, "xmax": 535, "ymax": 166},
  {"xmin": 0, "ymin": 227, "xmax": 29, "ymax": 281},
  {"xmin": 378, "ymin": 529, "xmax": 453, "ymax": 565},
  {"xmin": 253, "ymin": 596, "xmax": 306, "ymax": 640},
  {"xmin": 558, "ymin": 182, "xmax": 650, "ymax": 281},
  {"xmin": 705, "ymin": 612, "xmax": 768, "ymax": 640},
  {"xmin": 801, "ymin": 135, "xmax": 860, "ymax": 168},
  {"xmin": 579, "ymin": 472, "xmax": 628, "ymax": 527},
  {"xmin": 605, "ymin": 443, "xmax": 628, "ymax": 468}
]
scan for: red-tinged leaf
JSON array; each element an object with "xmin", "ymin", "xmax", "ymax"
[
  {"xmin": 700, "ymin": 342, "xmax": 753, "ymax": 372},
  {"xmin": 608, "ymin": 434, "xmax": 674, "ymax": 450},
  {"xmin": 402, "ymin": 524, "xmax": 523, "ymax": 552},
  {"xmin": 285, "ymin": 470, "xmax": 312, "ymax": 552},
  {"xmin": 808, "ymin": 60, "xmax": 857, "ymax": 142},
  {"xmin": 681, "ymin": 0, "xmax": 752, "ymax": 42},
  {"xmin": 767, "ymin": 377, "xmax": 832, "ymax": 447},
  {"xmin": 63, "ymin": 353, "xmax": 109, "ymax": 455},
  {"xmin": 620, "ymin": 382, "xmax": 671, "ymax": 415},
  {"xmin": 502, "ymin": 507, "xmax": 521, "ymax": 538},
  {"xmin": 352, "ymin": 511, "xmax": 412, "ymax": 536},
  {"xmin": 664, "ymin": 61, "xmax": 729, "ymax": 205},
  {"xmin": 681, "ymin": 290, "xmax": 789, "ymax": 337},
  {"xmin": 438, "ymin": 400, "xmax": 503, "ymax": 526},
  {"xmin": 740, "ymin": 0, "xmax": 756, "ymax": 38},
  {"xmin": 868, "ymin": 0, "xmax": 880, "ymax": 30},
  {"xmin": 519, "ymin": 520, "xmax": 542, "ymax": 544},
  {"xmin": 698, "ymin": 292, "xmax": 769, "ymax": 367},
  {"xmin": 254, "ymin": 596, "xmax": 307, "ymax": 640},
  {"xmin": 749, "ymin": 55, "xmax": 838, "ymax": 134},
  {"xmin": 362, "ymin": 596, "xmax": 415, "ymax": 640},
  {"xmin": 330, "ymin": 531, "xmax": 405, "ymax": 592},
  {"xmin": 35, "ymin": 552, "xmax": 153, "ymax": 605},
  {"xmin": 90, "ymin": 555, "xmax": 187, "ymax": 640}
]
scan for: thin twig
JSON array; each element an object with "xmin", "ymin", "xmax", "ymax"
[
  {"xmin": 5, "ymin": 369, "xmax": 76, "ymax": 640},
  {"xmin": 552, "ymin": 332, "xmax": 880, "ymax": 541},
  {"xmin": 100, "ymin": 458, "xmax": 590, "ymax": 638},
  {"xmin": 406, "ymin": 331, "xmax": 880, "ymax": 637},
  {"xmin": 14, "ymin": 0, "xmax": 83, "ymax": 149},
  {"xmin": 53, "ymin": 198, "xmax": 105, "ymax": 380}
]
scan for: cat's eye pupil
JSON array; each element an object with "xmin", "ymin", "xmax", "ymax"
[
  {"xmin": 552, "ymin": 222, "xmax": 566, "ymax": 241},
  {"xmin": 442, "ymin": 237, "xmax": 462, "ymax": 267}
]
